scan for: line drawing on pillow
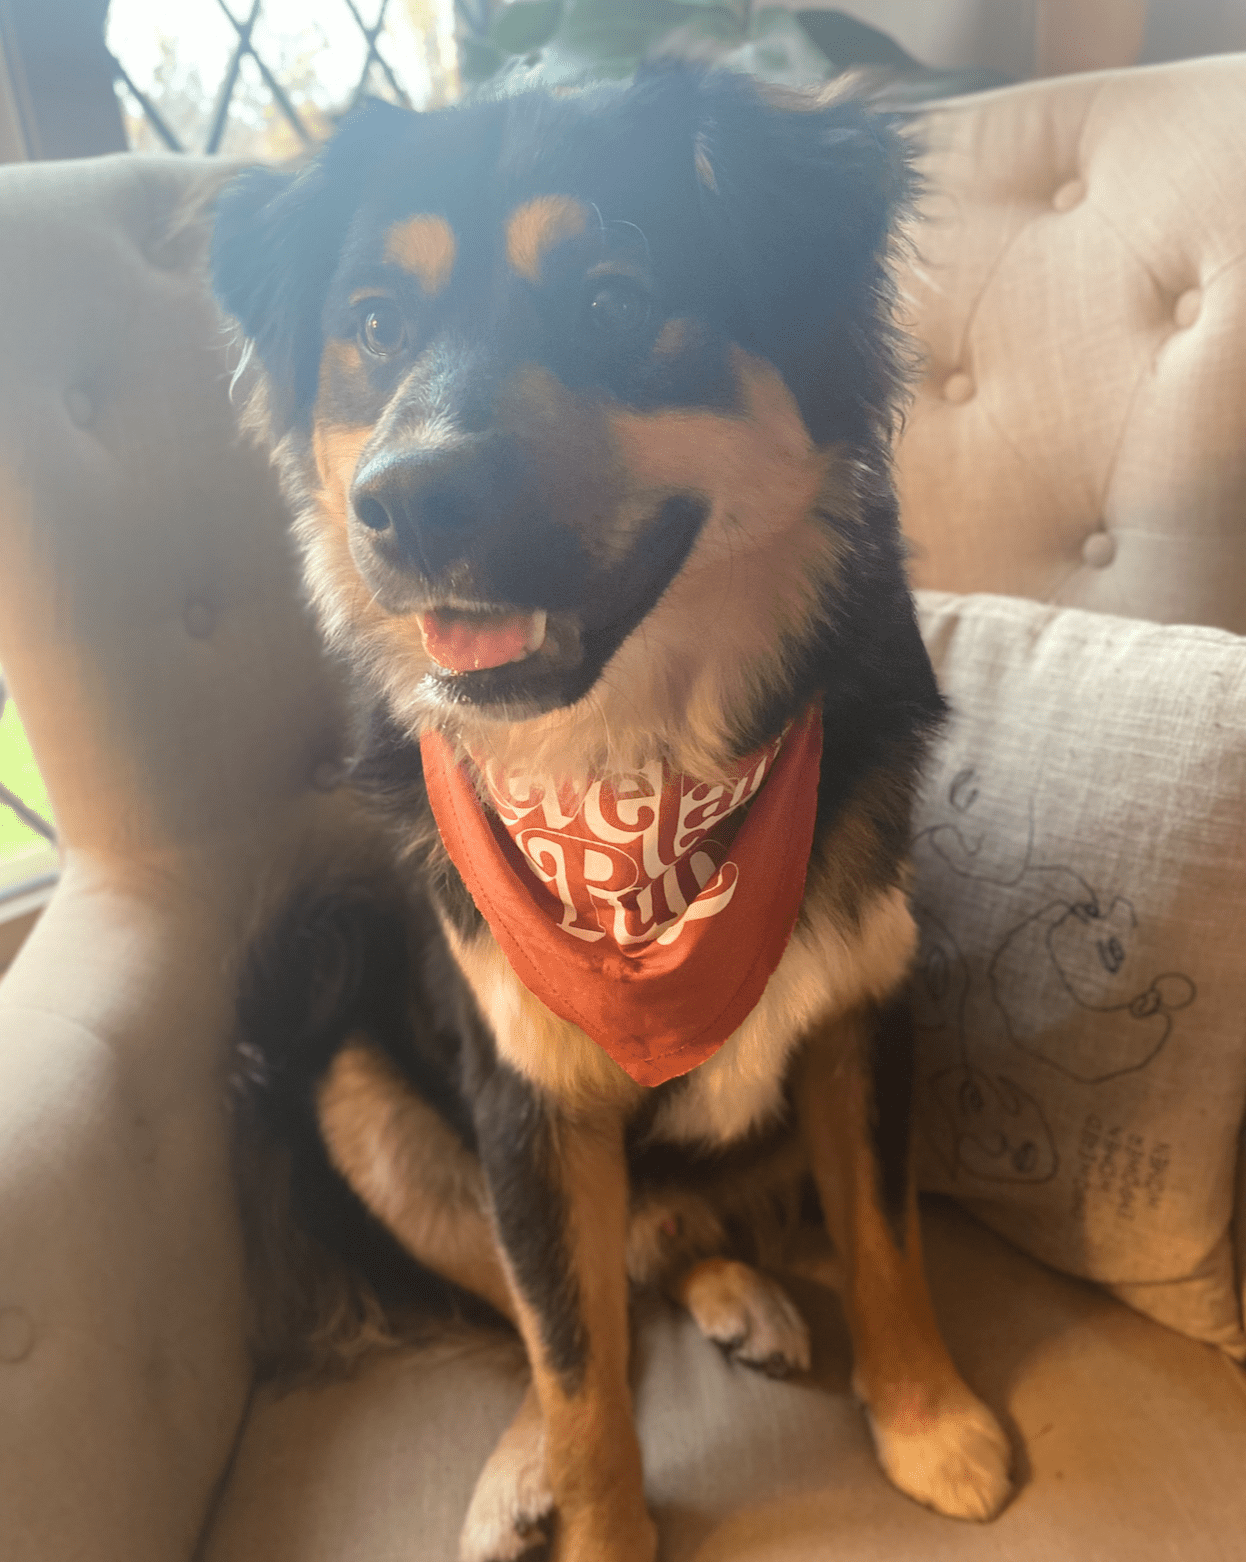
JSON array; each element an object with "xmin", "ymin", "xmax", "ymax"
[
  {"xmin": 988, "ymin": 895, "xmax": 1196, "ymax": 1084},
  {"xmin": 913, "ymin": 897, "xmax": 1058, "ymax": 1184},
  {"xmin": 912, "ymin": 764, "xmax": 1197, "ymax": 1184}
]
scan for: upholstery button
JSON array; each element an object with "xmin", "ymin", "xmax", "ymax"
[
  {"xmin": 65, "ymin": 387, "xmax": 95, "ymax": 429},
  {"xmin": 942, "ymin": 372, "xmax": 974, "ymax": 404},
  {"xmin": 1173, "ymin": 288, "xmax": 1201, "ymax": 328},
  {"xmin": 0, "ymin": 1307, "xmax": 35, "ymax": 1363},
  {"xmin": 312, "ymin": 759, "xmax": 342, "ymax": 792},
  {"xmin": 183, "ymin": 599, "xmax": 215, "ymax": 639},
  {"xmin": 1082, "ymin": 531, "xmax": 1116, "ymax": 568},
  {"xmin": 1052, "ymin": 178, "xmax": 1086, "ymax": 212}
]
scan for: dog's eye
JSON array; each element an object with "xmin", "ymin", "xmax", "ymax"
[
  {"xmin": 360, "ymin": 300, "xmax": 406, "ymax": 357},
  {"xmin": 584, "ymin": 281, "xmax": 651, "ymax": 341}
]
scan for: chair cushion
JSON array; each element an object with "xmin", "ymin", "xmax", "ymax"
[
  {"xmin": 897, "ymin": 55, "xmax": 1246, "ymax": 637},
  {"xmin": 0, "ymin": 152, "xmax": 342, "ymax": 865},
  {"xmin": 200, "ymin": 1200, "xmax": 1246, "ymax": 1561}
]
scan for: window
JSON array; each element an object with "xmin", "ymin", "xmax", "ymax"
[
  {"xmin": 0, "ymin": 672, "xmax": 57, "ymax": 909},
  {"xmin": 107, "ymin": 0, "xmax": 459, "ymax": 160}
]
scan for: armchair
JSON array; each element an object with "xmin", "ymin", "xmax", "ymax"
[{"xmin": 1, "ymin": 54, "xmax": 1244, "ymax": 1562}]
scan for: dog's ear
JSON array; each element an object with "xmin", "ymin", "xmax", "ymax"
[
  {"xmin": 687, "ymin": 71, "xmax": 912, "ymax": 340},
  {"xmin": 667, "ymin": 70, "xmax": 913, "ymax": 436},
  {"xmin": 210, "ymin": 98, "xmax": 414, "ymax": 430}
]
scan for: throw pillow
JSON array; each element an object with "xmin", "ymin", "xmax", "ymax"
[{"xmin": 912, "ymin": 590, "xmax": 1246, "ymax": 1358}]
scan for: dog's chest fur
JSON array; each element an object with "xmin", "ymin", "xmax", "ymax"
[
  {"xmin": 447, "ymin": 879, "xmax": 916, "ymax": 1145},
  {"xmin": 350, "ymin": 698, "xmax": 927, "ymax": 1147}
]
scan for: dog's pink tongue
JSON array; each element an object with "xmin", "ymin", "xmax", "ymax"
[{"xmin": 418, "ymin": 609, "xmax": 546, "ymax": 673}]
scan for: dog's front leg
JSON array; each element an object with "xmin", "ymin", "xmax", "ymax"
[
  {"xmin": 473, "ymin": 1060, "xmax": 655, "ymax": 1562},
  {"xmin": 796, "ymin": 997, "xmax": 1013, "ymax": 1522}
]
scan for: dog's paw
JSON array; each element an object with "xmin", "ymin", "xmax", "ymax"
[
  {"xmin": 678, "ymin": 1257, "xmax": 812, "ymax": 1378},
  {"xmin": 459, "ymin": 1392, "xmax": 553, "ymax": 1562},
  {"xmin": 864, "ymin": 1391, "xmax": 1012, "ymax": 1522}
]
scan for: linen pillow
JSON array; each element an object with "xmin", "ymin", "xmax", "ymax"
[{"xmin": 912, "ymin": 591, "xmax": 1246, "ymax": 1358}]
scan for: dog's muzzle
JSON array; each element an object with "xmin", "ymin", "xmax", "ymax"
[
  {"xmin": 350, "ymin": 437, "xmax": 515, "ymax": 578},
  {"xmin": 345, "ymin": 433, "xmax": 708, "ymax": 695},
  {"xmin": 348, "ymin": 439, "xmax": 567, "ymax": 674}
]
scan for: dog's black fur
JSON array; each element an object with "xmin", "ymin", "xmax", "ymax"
[{"xmin": 215, "ymin": 65, "xmax": 1009, "ymax": 1562}]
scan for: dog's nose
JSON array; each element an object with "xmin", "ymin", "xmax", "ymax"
[{"xmin": 350, "ymin": 444, "xmax": 501, "ymax": 574}]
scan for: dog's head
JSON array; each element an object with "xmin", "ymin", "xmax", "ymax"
[{"xmin": 211, "ymin": 68, "xmax": 913, "ymax": 771}]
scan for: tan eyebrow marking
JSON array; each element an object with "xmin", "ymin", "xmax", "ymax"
[
  {"xmin": 506, "ymin": 196, "xmax": 589, "ymax": 284},
  {"xmin": 383, "ymin": 214, "xmax": 456, "ymax": 296}
]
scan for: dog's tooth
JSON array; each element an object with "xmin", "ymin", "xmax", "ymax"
[{"xmin": 524, "ymin": 610, "xmax": 548, "ymax": 656}]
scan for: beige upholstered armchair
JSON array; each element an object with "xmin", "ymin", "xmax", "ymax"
[{"xmin": 1, "ymin": 54, "xmax": 1244, "ymax": 1562}]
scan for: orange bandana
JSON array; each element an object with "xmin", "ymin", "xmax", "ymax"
[{"xmin": 420, "ymin": 707, "xmax": 822, "ymax": 1086}]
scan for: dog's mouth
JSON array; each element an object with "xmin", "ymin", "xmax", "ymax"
[
  {"xmin": 416, "ymin": 606, "xmax": 548, "ymax": 675},
  {"xmin": 372, "ymin": 493, "xmax": 708, "ymax": 715}
]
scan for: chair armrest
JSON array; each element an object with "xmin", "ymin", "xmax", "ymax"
[{"xmin": 0, "ymin": 852, "xmax": 251, "ymax": 1562}]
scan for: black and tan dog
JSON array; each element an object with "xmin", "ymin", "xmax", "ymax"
[{"xmin": 213, "ymin": 65, "xmax": 1011, "ymax": 1562}]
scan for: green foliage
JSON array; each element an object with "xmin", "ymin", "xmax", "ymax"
[
  {"xmin": 463, "ymin": 1, "xmax": 839, "ymax": 88},
  {"xmin": 0, "ymin": 686, "xmax": 57, "ymax": 893},
  {"xmin": 489, "ymin": 0, "xmax": 563, "ymax": 56}
]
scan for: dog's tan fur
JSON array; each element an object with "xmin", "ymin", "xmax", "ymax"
[
  {"xmin": 796, "ymin": 1017, "xmax": 1013, "ymax": 1520},
  {"xmin": 384, "ymin": 214, "xmax": 457, "ymax": 296},
  {"xmin": 502, "ymin": 1105, "xmax": 655, "ymax": 1561},
  {"xmin": 317, "ymin": 1040, "xmax": 515, "ymax": 1321},
  {"xmin": 506, "ymin": 196, "xmax": 590, "ymax": 284}
]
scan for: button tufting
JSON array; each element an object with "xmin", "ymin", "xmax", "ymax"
[
  {"xmin": 312, "ymin": 760, "xmax": 343, "ymax": 792},
  {"xmin": 1173, "ymin": 288, "xmax": 1202, "ymax": 329},
  {"xmin": 1052, "ymin": 178, "xmax": 1086, "ymax": 212},
  {"xmin": 183, "ymin": 599, "xmax": 215, "ymax": 639},
  {"xmin": 1082, "ymin": 531, "xmax": 1116, "ymax": 569},
  {"xmin": 942, "ymin": 372, "xmax": 974, "ymax": 404},
  {"xmin": 65, "ymin": 387, "xmax": 95, "ymax": 429},
  {"xmin": 0, "ymin": 1307, "xmax": 35, "ymax": 1364}
]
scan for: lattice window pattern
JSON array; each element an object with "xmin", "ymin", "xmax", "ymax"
[
  {"xmin": 0, "ymin": 673, "xmax": 58, "ymax": 905},
  {"xmin": 107, "ymin": 0, "xmax": 460, "ymax": 160}
]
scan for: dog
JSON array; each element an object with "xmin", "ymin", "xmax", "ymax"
[{"xmin": 212, "ymin": 65, "xmax": 1013, "ymax": 1562}]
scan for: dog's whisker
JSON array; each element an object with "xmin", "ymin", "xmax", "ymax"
[{"xmin": 608, "ymin": 216, "xmax": 651, "ymax": 264}]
